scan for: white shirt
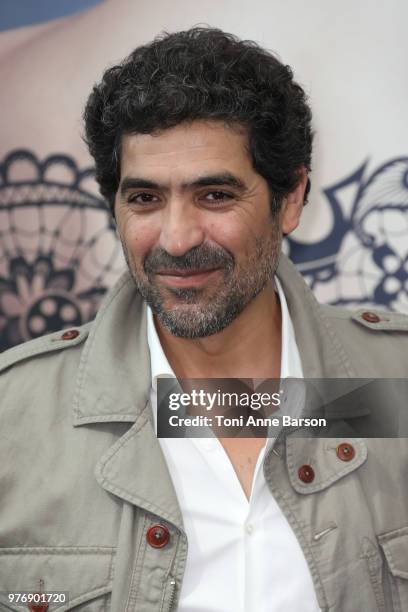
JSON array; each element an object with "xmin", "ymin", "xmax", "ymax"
[{"xmin": 147, "ymin": 278, "xmax": 321, "ymax": 612}]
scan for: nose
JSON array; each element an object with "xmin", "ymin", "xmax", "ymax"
[{"xmin": 158, "ymin": 200, "xmax": 205, "ymax": 256}]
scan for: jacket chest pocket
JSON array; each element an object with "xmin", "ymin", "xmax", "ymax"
[
  {"xmin": 0, "ymin": 547, "xmax": 115, "ymax": 611},
  {"xmin": 378, "ymin": 528, "xmax": 408, "ymax": 612}
]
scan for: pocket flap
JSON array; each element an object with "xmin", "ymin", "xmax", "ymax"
[
  {"xmin": 378, "ymin": 527, "xmax": 408, "ymax": 579},
  {"xmin": 0, "ymin": 547, "xmax": 114, "ymax": 610}
]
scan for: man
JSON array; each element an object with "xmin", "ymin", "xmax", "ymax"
[{"xmin": 1, "ymin": 27, "xmax": 407, "ymax": 612}]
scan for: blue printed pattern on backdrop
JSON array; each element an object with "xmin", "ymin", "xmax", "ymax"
[
  {"xmin": 0, "ymin": 150, "xmax": 124, "ymax": 351},
  {"xmin": 286, "ymin": 157, "xmax": 408, "ymax": 311},
  {"xmin": 0, "ymin": 149, "xmax": 407, "ymax": 351}
]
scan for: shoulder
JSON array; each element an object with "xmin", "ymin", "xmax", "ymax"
[
  {"xmin": 322, "ymin": 304, "xmax": 408, "ymax": 332},
  {"xmin": 321, "ymin": 304, "xmax": 408, "ymax": 376},
  {"xmin": 0, "ymin": 324, "xmax": 91, "ymax": 376},
  {"xmin": 0, "ymin": 325, "xmax": 91, "ymax": 410},
  {"xmin": 0, "ymin": 324, "xmax": 92, "ymax": 444}
]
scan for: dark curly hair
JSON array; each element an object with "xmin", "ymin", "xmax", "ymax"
[{"xmin": 84, "ymin": 27, "xmax": 313, "ymax": 213}]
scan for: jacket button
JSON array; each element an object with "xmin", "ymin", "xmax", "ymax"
[
  {"xmin": 298, "ymin": 464, "xmax": 315, "ymax": 483},
  {"xmin": 61, "ymin": 329, "xmax": 79, "ymax": 340},
  {"xmin": 336, "ymin": 442, "xmax": 355, "ymax": 461},
  {"xmin": 146, "ymin": 524, "xmax": 170, "ymax": 548},
  {"xmin": 361, "ymin": 311, "xmax": 381, "ymax": 323}
]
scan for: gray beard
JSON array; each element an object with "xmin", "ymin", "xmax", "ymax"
[{"xmin": 122, "ymin": 231, "xmax": 282, "ymax": 339}]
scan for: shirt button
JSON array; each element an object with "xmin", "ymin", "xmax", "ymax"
[
  {"xmin": 146, "ymin": 524, "xmax": 170, "ymax": 548},
  {"xmin": 336, "ymin": 442, "xmax": 355, "ymax": 461},
  {"xmin": 298, "ymin": 464, "xmax": 315, "ymax": 483},
  {"xmin": 245, "ymin": 523, "xmax": 254, "ymax": 535},
  {"xmin": 361, "ymin": 311, "xmax": 381, "ymax": 323},
  {"xmin": 61, "ymin": 329, "xmax": 79, "ymax": 340}
]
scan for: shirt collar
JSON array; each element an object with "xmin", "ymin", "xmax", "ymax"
[{"xmin": 276, "ymin": 275, "xmax": 304, "ymax": 379}]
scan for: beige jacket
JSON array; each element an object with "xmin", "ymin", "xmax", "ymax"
[{"xmin": 0, "ymin": 254, "xmax": 408, "ymax": 612}]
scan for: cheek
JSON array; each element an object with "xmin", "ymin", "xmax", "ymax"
[
  {"xmin": 120, "ymin": 217, "xmax": 160, "ymax": 262},
  {"xmin": 206, "ymin": 216, "xmax": 265, "ymax": 258}
]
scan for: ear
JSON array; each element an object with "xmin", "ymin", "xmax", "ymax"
[{"xmin": 280, "ymin": 166, "xmax": 308, "ymax": 235}]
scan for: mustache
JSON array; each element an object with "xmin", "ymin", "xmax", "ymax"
[{"xmin": 144, "ymin": 245, "xmax": 234, "ymax": 275}]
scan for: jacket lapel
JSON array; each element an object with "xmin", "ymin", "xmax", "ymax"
[{"xmin": 94, "ymin": 407, "xmax": 184, "ymax": 530}]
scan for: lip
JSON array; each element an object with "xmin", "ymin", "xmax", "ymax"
[{"xmin": 156, "ymin": 268, "xmax": 220, "ymax": 288}]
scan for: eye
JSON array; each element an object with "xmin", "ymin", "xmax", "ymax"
[
  {"xmin": 202, "ymin": 191, "xmax": 234, "ymax": 204},
  {"xmin": 128, "ymin": 192, "xmax": 159, "ymax": 205}
]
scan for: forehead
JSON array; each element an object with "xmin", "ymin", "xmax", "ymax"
[{"xmin": 119, "ymin": 120, "xmax": 253, "ymax": 180}]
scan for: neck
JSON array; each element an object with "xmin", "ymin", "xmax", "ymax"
[{"xmin": 154, "ymin": 280, "xmax": 282, "ymax": 379}]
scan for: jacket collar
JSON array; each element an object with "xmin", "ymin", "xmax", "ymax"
[
  {"xmin": 275, "ymin": 254, "xmax": 356, "ymax": 378},
  {"xmin": 73, "ymin": 253, "xmax": 356, "ymax": 426},
  {"xmin": 72, "ymin": 272, "xmax": 151, "ymax": 426}
]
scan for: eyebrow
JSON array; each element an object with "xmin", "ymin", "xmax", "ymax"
[
  {"xmin": 188, "ymin": 173, "xmax": 247, "ymax": 190},
  {"xmin": 119, "ymin": 173, "xmax": 247, "ymax": 196}
]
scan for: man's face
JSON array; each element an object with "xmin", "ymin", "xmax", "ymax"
[{"xmin": 115, "ymin": 120, "xmax": 287, "ymax": 338}]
